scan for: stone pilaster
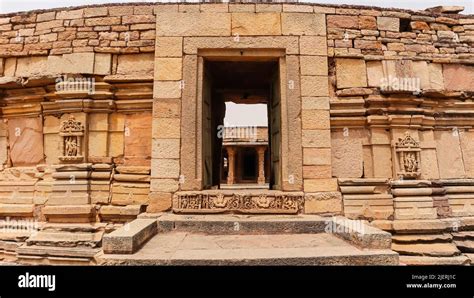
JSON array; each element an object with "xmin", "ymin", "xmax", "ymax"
[
  {"xmin": 150, "ymin": 23, "xmax": 183, "ymax": 211},
  {"xmin": 298, "ymin": 13, "xmax": 336, "ymax": 196}
]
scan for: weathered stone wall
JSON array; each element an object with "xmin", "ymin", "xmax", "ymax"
[
  {"xmin": 325, "ymin": 6, "xmax": 474, "ymax": 223},
  {"xmin": 0, "ymin": 2, "xmax": 472, "ymax": 224},
  {"xmin": 0, "ymin": 4, "xmax": 156, "ymax": 56},
  {"xmin": 0, "ymin": 4, "xmax": 156, "ymax": 221}
]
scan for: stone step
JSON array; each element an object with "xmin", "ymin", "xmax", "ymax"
[
  {"xmin": 454, "ymin": 239, "xmax": 474, "ymax": 253},
  {"xmin": 17, "ymin": 254, "xmax": 95, "ymax": 265},
  {"xmin": 399, "ymin": 255, "xmax": 470, "ymax": 265},
  {"xmin": 99, "ymin": 232, "xmax": 398, "ymax": 266},
  {"xmin": 26, "ymin": 230, "xmax": 103, "ymax": 248},
  {"xmin": 17, "ymin": 244, "xmax": 101, "ymax": 258},
  {"xmin": 392, "ymin": 233, "xmax": 453, "ymax": 244},
  {"xmin": 392, "ymin": 242, "xmax": 461, "ymax": 257},
  {"xmin": 146, "ymin": 213, "xmax": 329, "ymax": 235},
  {"xmin": 103, "ymin": 219, "xmax": 157, "ymax": 254},
  {"xmin": 41, "ymin": 222, "xmax": 106, "ymax": 233},
  {"xmin": 139, "ymin": 214, "xmax": 392, "ymax": 250}
]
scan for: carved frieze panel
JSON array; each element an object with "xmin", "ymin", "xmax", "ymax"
[{"xmin": 173, "ymin": 192, "xmax": 304, "ymax": 214}]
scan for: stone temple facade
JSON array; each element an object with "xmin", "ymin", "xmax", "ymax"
[{"xmin": 0, "ymin": 2, "xmax": 473, "ymax": 265}]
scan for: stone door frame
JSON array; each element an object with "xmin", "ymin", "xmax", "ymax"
[{"xmin": 179, "ymin": 36, "xmax": 303, "ymax": 192}]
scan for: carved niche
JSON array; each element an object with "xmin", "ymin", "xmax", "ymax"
[
  {"xmin": 59, "ymin": 116, "xmax": 84, "ymax": 163},
  {"xmin": 395, "ymin": 132, "xmax": 421, "ymax": 179}
]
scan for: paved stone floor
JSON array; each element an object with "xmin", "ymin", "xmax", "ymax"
[{"xmin": 100, "ymin": 232, "xmax": 398, "ymax": 265}]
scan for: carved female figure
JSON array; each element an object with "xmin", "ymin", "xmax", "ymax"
[
  {"xmin": 404, "ymin": 152, "xmax": 418, "ymax": 173},
  {"xmin": 65, "ymin": 136, "xmax": 78, "ymax": 156}
]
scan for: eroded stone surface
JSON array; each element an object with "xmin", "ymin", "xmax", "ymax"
[{"xmin": 8, "ymin": 117, "xmax": 44, "ymax": 167}]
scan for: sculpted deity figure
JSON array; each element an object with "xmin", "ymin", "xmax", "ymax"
[
  {"xmin": 395, "ymin": 132, "xmax": 421, "ymax": 179},
  {"xmin": 65, "ymin": 136, "xmax": 78, "ymax": 156},
  {"xmin": 404, "ymin": 152, "xmax": 418, "ymax": 173}
]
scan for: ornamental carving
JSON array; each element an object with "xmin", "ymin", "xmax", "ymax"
[
  {"xmin": 395, "ymin": 132, "xmax": 421, "ymax": 179},
  {"xmin": 59, "ymin": 116, "xmax": 84, "ymax": 163},
  {"xmin": 173, "ymin": 192, "xmax": 304, "ymax": 214}
]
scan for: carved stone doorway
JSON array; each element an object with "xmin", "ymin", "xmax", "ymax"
[{"xmin": 202, "ymin": 58, "xmax": 279, "ymax": 190}]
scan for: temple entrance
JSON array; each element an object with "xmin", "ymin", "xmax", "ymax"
[{"xmin": 201, "ymin": 58, "xmax": 281, "ymax": 190}]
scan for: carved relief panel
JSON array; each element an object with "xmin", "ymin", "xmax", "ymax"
[
  {"xmin": 173, "ymin": 191, "xmax": 304, "ymax": 214},
  {"xmin": 395, "ymin": 132, "xmax": 421, "ymax": 179},
  {"xmin": 59, "ymin": 116, "xmax": 84, "ymax": 163}
]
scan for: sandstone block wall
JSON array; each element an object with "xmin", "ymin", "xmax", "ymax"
[{"xmin": 0, "ymin": 2, "xmax": 472, "ymax": 222}]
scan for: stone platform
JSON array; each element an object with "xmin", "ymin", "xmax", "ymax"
[
  {"xmin": 99, "ymin": 214, "xmax": 398, "ymax": 265},
  {"xmin": 100, "ymin": 232, "xmax": 397, "ymax": 265}
]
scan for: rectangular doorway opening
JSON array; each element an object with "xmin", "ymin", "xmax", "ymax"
[{"xmin": 201, "ymin": 58, "xmax": 282, "ymax": 190}]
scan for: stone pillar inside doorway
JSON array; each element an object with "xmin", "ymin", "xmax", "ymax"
[
  {"xmin": 226, "ymin": 146, "xmax": 236, "ymax": 185},
  {"xmin": 257, "ymin": 146, "xmax": 266, "ymax": 185}
]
